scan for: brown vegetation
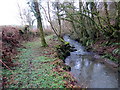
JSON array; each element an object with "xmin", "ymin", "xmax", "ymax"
[
  {"xmin": 1, "ymin": 26, "xmax": 21, "ymax": 67},
  {"xmin": 1, "ymin": 26, "xmax": 37, "ymax": 68}
]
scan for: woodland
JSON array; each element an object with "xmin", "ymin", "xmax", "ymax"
[{"xmin": 0, "ymin": 0, "xmax": 120, "ymax": 88}]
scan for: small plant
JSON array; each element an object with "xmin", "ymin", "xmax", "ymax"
[
  {"xmin": 112, "ymin": 48, "xmax": 120, "ymax": 55},
  {"xmin": 102, "ymin": 53, "xmax": 118, "ymax": 63}
]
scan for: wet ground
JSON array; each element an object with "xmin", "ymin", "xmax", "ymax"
[{"xmin": 63, "ymin": 35, "xmax": 118, "ymax": 88}]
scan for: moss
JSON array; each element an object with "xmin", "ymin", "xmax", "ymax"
[
  {"xmin": 65, "ymin": 41, "xmax": 69, "ymax": 45},
  {"xmin": 55, "ymin": 41, "xmax": 76, "ymax": 60}
]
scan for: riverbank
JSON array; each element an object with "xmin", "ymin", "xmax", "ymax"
[
  {"xmin": 69, "ymin": 34, "xmax": 119, "ymax": 69},
  {"xmin": 2, "ymin": 35, "xmax": 79, "ymax": 88},
  {"xmin": 91, "ymin": 39, "xmax": 119, "ymax": 63},
  {"xmin": 89, "ymin": 39, "xmax": 119, "ymax": 69}
]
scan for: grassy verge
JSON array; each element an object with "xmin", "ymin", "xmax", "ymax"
[{"xmin": 2, "ymin": 35, "xmax": 79, "ymax": 88}]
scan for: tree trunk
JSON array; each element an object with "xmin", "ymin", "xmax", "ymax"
[
  {"xmin": 33, "ymin": 0, "xmax": 47, "ymax": 47},
  {"xmin": 37, "ymin": 15, "xmax": 47, "ymax": 47},
  {"xmin": 115, "ymin": 1, "xmax": 120, "ymax": 29},
  {"xmin": 104, "ymin": 2, "xmax": 111, "ymax": 31},
  {"xmin": 56, "ymin": 2, "xmax": 62, "ymax": 37}
]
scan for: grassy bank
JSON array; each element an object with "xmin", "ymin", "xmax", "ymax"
[{"xmin": 2, "ymin": 35, "xmax": 79, "ymax": 88}]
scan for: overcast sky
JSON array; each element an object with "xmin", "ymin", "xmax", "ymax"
[
  {"xmin": 0, "ymin": 0, "xmax": 116, "ymax": 26},
  {"xmin": 0, "ymin": 0, "xmax": 56, "ymax": 26},
  {"xmin": 0, "ymin": 0, "xmax": 27, "ymax": 25},
  {"xmin": 0, "ymin": 0, "xmax": 71, "ymax": 26}
]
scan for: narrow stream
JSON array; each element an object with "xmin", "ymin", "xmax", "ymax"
[{"xmin": 63, "ymin": 35, "xmax": 118, "ymax": 88}]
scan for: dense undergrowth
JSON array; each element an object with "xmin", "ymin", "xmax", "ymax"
[
  {"xmin": 1, "ymin": 25, "xmax": 36, "ymax": 67},
  {"xmin": 91, "ymin": 39, "xmax": 120, "ymax": 63},
  {"xmin": 1, "ymin": 35, "xmax": 79, "ymax": 88},
  {"xmin": 1, "ymin": 26, "xmax": 22, "ymax": 67}
]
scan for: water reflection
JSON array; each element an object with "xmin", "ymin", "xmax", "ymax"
[{"xmin": 63, "ymin": 35, "xmax": 118, "ymax": 88}]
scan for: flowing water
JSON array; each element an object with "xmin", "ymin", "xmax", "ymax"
[{"xmin": 63, "ymin": 35, "xmax": 118, "ymax": 88}]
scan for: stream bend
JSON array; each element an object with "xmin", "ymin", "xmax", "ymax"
[{"xmin": 63, "ymin": 35, "xmax": 118, "ymax": 88}]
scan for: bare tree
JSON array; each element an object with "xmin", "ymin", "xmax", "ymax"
[
  {"xmin": 17, "ymin": 2, "xmax": 35, "ymax": 29},
  {"xmin": 104, "ymin": 2, "xmax": 111, "ymax": 27},
  {"xmin": 115, "ymin": 1, "xmax": 120, "ymax": 29},
  {"xmin": 32, "ymin": 0, "xmax": 47, "ymax": 47},
  {"xmin": 52, "ymin": 2, "xmax": 62, "ymax": 37}
]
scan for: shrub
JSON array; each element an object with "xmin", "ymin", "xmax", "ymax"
[{"xmin": 1, "ymin": 26, "xmax": 22, "ymax": 67}]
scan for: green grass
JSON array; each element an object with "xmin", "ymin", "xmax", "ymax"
[{"xmin": 2, "ymin": 36, "xmax": 71, "ymax": 88}]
